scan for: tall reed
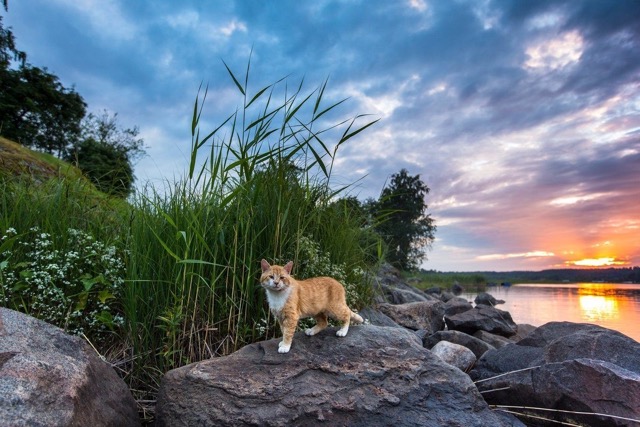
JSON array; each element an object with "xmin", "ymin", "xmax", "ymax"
[
  {"xmin": 119, "ymin": 60, "xmax": 380, "ymax": 395},
  {"xmin": 0, "ymin": 59, "xmax": 380, "ymax": 407}
]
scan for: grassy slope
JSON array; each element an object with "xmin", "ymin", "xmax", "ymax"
[{"xmin": 0, "ymin": 137, "xmax": 88, "ymax": 182}]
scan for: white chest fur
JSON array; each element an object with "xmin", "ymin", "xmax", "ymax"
[{"xmin": 265, "ymin": 287, "xmax": 292, "ymax": 313}]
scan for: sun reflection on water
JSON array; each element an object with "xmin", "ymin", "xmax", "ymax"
[{"xmin": 578, "ymin": 284, "xmax": 619, "ymax": 321}]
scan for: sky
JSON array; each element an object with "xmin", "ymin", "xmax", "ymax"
[{"xmin": 3, "ymin": 0, "xmax": 640, "ymax": 272}]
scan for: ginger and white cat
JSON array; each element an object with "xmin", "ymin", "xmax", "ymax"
[{"xmin": 260, "ymin": 259, "xmax": 363, "ymax": 353}]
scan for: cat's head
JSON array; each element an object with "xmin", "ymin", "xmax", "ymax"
[{"xmin": 260, "ymin": 259, "xmax": 293, "ymax": 292}]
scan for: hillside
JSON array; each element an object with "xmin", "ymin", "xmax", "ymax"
[{"xmin": 0, "ymin": 137, "xmax": 85, "ymax": 182}]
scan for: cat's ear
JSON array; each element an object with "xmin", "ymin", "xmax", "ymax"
[
  {"xmin": 260, "ymin": 259, "xmax": 271, "ymax": 272},
  {"xmin": 283, "ymin": 261, "xmax": 293, "ymax": 274}
]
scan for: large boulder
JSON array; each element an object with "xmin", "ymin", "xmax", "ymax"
[
  {"xmin": 471, "ymin": 322, "xmax": 640, "ymax": 426},
  {"xmin": 424, "ymin": 330, "xmax": 495, "ymax": 359},
  {"xmin": 358, "ymin": 306, "xmax": 401, "ymax": 328},
  {"xmin": 156, "ymin": 325, "xmax": 524, "ymax": 427},
  {"xmin": 476, "ymin": 358, "xmax": 640, "ymax": 426},
  {"xmin": 445, "ymin": 306, "xmax": 517, "ymax": 337},
  {"xmin": 0, "ymin": 308, "xmax": 139, "ymax": 427},
  {"xmin": 378, "ymin": 300, "xmax": 445, "ymax": 332},
  {"xmin": 443, "ymin": 297, "xmax": 473, "ymax": 317}
]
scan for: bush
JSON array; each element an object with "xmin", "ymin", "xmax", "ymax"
[{"xmin": 0, "ymin": 227, "xmax": 125, "ymax": 340}]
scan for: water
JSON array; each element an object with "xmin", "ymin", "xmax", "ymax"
[{"xmin": 462, "ymin": 283, "xmax": 640, "ymax": 342}]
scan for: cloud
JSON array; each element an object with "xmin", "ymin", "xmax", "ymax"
[
  {"xmin": 4, "ymin": 0, "xmax": 639, "ymax": 271},
  {"xmin": 477, "ymin": 251, "xmax": 556, "ymax": 261}
]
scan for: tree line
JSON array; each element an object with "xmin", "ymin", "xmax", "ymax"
[{"xmin": 0, "ymin": 6, "xmax": 144, "ymax": 197}]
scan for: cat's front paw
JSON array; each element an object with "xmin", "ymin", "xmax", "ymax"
[
  {"xmin": 305, "ymin": 328, "xmax": 315, "ymax": 336},
  {"xmin": 336, "ymin": 327, "xmax": 349, "ymax": 337},
  {"xmin": 278, "ymin": 344, "xmax": 291, "ymax": 353}
]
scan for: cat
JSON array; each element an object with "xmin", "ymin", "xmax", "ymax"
[{"xmin": 260, "ymin": 259, "xmax": 364, "ymax": 353}]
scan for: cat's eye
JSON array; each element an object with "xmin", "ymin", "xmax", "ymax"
[{"xmin": 269, "ymin": 275, "xmax": 274, "ymax": 279}]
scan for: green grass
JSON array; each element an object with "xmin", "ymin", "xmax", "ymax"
[{"xmin": 0, "ymin": 60, "xmax": 381, "ymax": 419}]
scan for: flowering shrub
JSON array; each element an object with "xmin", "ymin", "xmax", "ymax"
[
  {"xmin": 295, "ymin": 235, "xmax": 365, "ymax": 308},
  {"xmin": 0, "ymin": 227, "xmax": 125, "ymax": 340}
]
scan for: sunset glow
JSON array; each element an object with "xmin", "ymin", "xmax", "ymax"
[{"xmin": 567, "ymin": 258, "xmax": 629, "ymax": 267}]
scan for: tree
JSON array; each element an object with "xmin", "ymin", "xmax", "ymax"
[
  {"xmin": 68, "ymin": 138, "xmax": 134, "ymax": 197},
  {"xmin": 371, "ymin": 169, "xmax": 436, "ymax": 270},
  {"xmin": 65, "ymin": 111, "xmax": 145, "ymax": 198},
  {"xmin": 77, "ymin": 110, "xmax": 145, "ymax": 162},
  {"xmin": 1, "ymin": 66, "xmax": 86, "ymax": 155},
  {"xmin": 1, "ymin": 13, "xmax": 86, "ymax": 155}
]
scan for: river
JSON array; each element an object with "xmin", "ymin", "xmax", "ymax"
[{"xmin": 462, "ymin": 283, "xmax": 640, "ymax": 342}]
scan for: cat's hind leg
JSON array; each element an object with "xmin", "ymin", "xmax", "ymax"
[{"xmin": 305, "ymin": 313, "xmax": 328, "ymax": 336}]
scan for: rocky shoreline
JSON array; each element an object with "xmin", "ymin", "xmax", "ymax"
[{"xmin": 2, "ymin": 264, "xmax": 639, "ymax": 426}]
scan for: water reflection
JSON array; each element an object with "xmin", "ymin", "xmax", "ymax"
[
  {"xmin": 463, "ymin": 283, "xmax": 640, "ymax": 341},
  {"xmin": 579, "ymin": 295, "xmax": 619, "ymax": 321},
  {"xmin": 578, "ymin": 284, "xmax": 620, "ymax": 322}
]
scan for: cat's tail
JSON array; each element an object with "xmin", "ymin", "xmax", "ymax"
[{"xmin": 350, "ymin": 310, "xmax": 364, "ymax": 324}]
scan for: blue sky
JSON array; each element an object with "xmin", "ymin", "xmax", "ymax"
[{"xmin": 4, "ymin": 0, "xmax": 640, "ymax": 271}]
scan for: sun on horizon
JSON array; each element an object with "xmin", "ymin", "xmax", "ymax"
[{"xmin": 565, "ymin": 257, "xmax": 629, "ymax": 268}]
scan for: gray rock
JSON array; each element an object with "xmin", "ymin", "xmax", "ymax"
[
  {"xmin": 470, "ymin": 344, "xmax": 544, "ymax": 381},
  {"xmin": 0, "ymin": 308, "xmax": 139, "ymax": 427},
  {"xmin": 476, "ymin": 359, "xmax": 640, "ymax": 426},
  {"xmin": 425, "ymin": 286, "xmax": 442, "ymax": 295},
  {"xmin": 443, "ymin": 297, "xmax": 473, "ymax": 317},
  {"xmin": 510, "ymin": 323, "xmax": 537, "ymax": 342},
  {"xmin": 378, "ymin": 283, "xmax": 432, "ymax": 304},
  {"xmin": 451, "ymin": 282, "xmax": 464, "ymax": 296},
  {"xmin": 372, "ymin": 263, "xmax": 434, "ymax": 304},
  {"xmin": 425, "ymin": 330, "xmax": 495, "ymax": 359},
  {"xmin": 474, "ymin": 292, "xmax": 505, "ymax": 306},
  {"xmin": 430, "ymin": 341, "xmax": 476, "ymax": 372},
  {"xmin": 156, "ymin": 325, "xmax": 524, "ymax": 427},
  {"xmin": 358, "ymin": 306, "xmax": 401, "ymax": 328},
  {"xmin": 471, "ymin": 322, "xmax": 640, "ymax": 426},
  {"xmin": 378, "ymin": 300, "xmax": 445, "ymax": 332},
  {"xmin": 473, "ymin": 330, "xmax": 514, "ymax": 349},
  {"xmin": 445, "ymin": 306, "xmax": 517, "ymax": 337},
  {"xmin": 440, "ymin": 291, "xmax": 456, "ymax": 302}
]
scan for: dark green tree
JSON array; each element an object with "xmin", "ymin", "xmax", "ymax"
[
  {"xmin": 65, "ymin": 111, "xmax": 145, "ymax": 197},
  {"xmin": 1, "ymin": 66, "xmax": 86, "ymax": 155},
  {"xmin": 1, "ymin": 12, "xmax": 86, "ymax": 155},
  {"xmin": 68, "ymin": 138, "xmax": 133, "ymax": 197},
  {"xmin": 371, "ymin": 169, "xmax": 436, "ymax": 270}
]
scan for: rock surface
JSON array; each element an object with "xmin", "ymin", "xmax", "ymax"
[
  {"xmin": 445, "ymin": 306, "xmax": 517, "ymax": 337},
  {"xmin": 430, "ymin": 341, "xmax": 476, "ymax": 372},
  {"xmin": 0, "ymin": 307, "xmax": 139, "ymax": 427},
  {"xmin": 510, "ymin": 323, "xmax": 536, "ymax": 342},
  {"xmin": 443, "ymin": 297, "xmax": 473, "ymax": 317},
  {"xmin": 473, "ymin": 330, "xmax": 513, "ymax": 348},
  {"xmin": 377, "ymin": 301, "xmax": 445, "ymax": 332},
  {"xmin": 156, "ymin": 325, "xmax": 523, "ymax": 427},
  {"xmin": 471, "ymin": 322, "xmax": 640, "ymax": 426},
  {"xmin": 425, "ymin": 330, "xmax": 495, "ymax": 359},
  {"xmin": 358, "ymin": 306, "xmax": 401, "ymax": 328}
]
